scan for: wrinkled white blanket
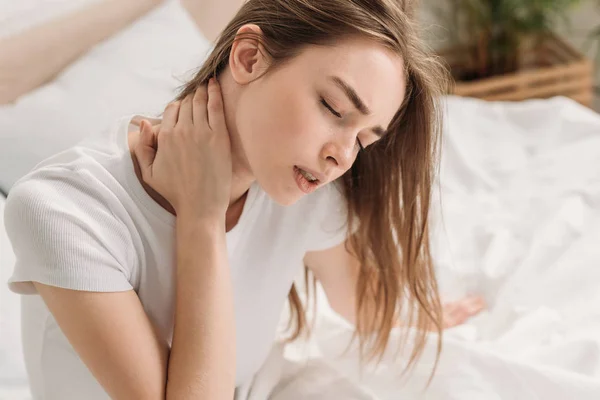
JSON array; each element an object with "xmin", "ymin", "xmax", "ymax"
[{"xmin": 243, "ymin": 96, "xmax": 600, "ymax": 399}]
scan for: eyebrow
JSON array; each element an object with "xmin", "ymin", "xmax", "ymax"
[{"xmin": 329, "ymin": 75, "xmax": 387, "ymax": 137}]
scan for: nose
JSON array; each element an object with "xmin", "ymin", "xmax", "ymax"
[{"xmin": 320, "ymin": 138, "xmax": 355, "ymax": 172}]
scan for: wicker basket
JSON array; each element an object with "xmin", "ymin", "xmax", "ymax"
[{"xmin": 439, "ymin": 32, "xmax": 595, "ymax": 107}]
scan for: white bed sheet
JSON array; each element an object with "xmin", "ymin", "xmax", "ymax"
[
  {"xmin": 268, "ymin": 95, "xmax": 600, "ymax": 399},
  {"xmin": 2, "ymin": 92, "xmax": 600, "ymax": 398}
]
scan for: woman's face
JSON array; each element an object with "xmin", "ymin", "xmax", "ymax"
[{"xmin": 231, "ymin": 35, "xmax": 407, "ymax": 206}]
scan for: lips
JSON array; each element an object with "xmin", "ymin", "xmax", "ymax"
[
  {"xmin": 294, "ymin": 166, "xmax": 319, "ymax": 194},
  {"xmin": 295, "ymin": 165, "xmax": 325, "ymax": 183}
]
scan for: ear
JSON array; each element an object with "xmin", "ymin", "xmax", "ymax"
[{"xmin": 229, "ymin": 24, "xmax": 270, "ymax": 85}]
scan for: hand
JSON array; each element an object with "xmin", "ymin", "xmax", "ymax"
[
  {"xmin": 439, "ymin": 295, "xmax": 486, "ymax": 329},
  {"xmin": 133, "ymin": 78, "xmax": 232, "ymax": 220},
  {"xmin": 403, "ymin": 295, "xmax": 486, "ymax": 331}
]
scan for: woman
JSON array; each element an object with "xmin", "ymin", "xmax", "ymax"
[{"xmin": 5, "ymin": 0, "xmax": 485, "ymax": 398}]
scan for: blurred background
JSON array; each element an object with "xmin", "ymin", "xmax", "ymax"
[
  {"xmin": 2, "ymin": 0, "xmax": 600, "ymax": 109},
  {"xmin": 419, "ymin": 0, "xmax": 600, "ymax": 111}
]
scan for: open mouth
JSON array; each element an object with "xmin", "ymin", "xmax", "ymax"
[{"xmin": 294, "ymin": 166, "xmax": 320, "ymax": 194}]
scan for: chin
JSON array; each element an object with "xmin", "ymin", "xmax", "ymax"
[
  {"xmin": 262, "ymin": 185, "xmax": 302, "ymax": 207},
  {"xmin": 255, "ymin": 171, "xmax": 304, "ymax": 207}
]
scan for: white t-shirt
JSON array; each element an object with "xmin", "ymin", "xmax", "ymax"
[{"xmin": 4, "ymin": 115, "xmax": 349, "ymax": 399}]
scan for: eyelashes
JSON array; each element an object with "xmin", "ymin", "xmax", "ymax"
[
  {"xmin": 320, "ymin": 98, "xmax": 342, "ymax": 118},
  {"xmin": 320, "ymin": 97, "xmax": 364, "ymax": 151}
]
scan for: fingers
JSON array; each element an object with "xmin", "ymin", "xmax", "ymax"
[
  {"xmin": 131, "ymin": 115, "xmax": 161, "ymax": 127},
  {"xmin": 134, "ymin": 120, "xmax": 157, "ymax": 181},
  {"xmin": 192, "ymin": 83, "xmax": 208, "ymax": 127},
  {"xmin": 442, "ymin": 296, "xmax": 486, "ymax": 329},
  {"xmin": 178, "ymin": 94, "xmax": 193, "ymax": 128},
  {"xmin": 162, "ymin": 101, "xmax": 180, "ymax": 131},
  {"xmin": 463, "ymin": 296, "xmax": 486, "ymax": 315},
  {"xmin": 206, "ymin": 77, "xmax": 226, "ymax": 132}
]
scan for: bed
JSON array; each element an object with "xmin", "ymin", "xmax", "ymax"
[
  {"xmin": 2, "ymin": 1, "xmax": 600, "ymax": 399},
  {"xmin": 269, "ymin": 95, "xmax": 600, "ymax": 400}
]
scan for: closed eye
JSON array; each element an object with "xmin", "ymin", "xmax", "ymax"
[
  {"xmin": 320, "ymin": 97, "xmax": 365, "ymax": 152},
  {"xmin": 320, "ymin": 98, "xmax": 342, "ymax": 118}
]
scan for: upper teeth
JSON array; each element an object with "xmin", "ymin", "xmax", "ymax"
[{"xmin": 300, "ymin": 168, "xmax": 317, "ymax": 182}]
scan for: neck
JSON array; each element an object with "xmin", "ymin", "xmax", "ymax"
[
  {"xmin": 220, "ymin": 67, "xmax": 255, "ymax": 207},
  {"xmin": 128, "ymin": 67, "xmax": 254, "ymax": 217},
  {"xmin": 229, "ymin": 171, "xmax": 254, "ymax": 208}
]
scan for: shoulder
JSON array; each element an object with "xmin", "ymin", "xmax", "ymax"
[
  {"xmin": 8, "ymin": 165, "xmax": 117, "ymax": 216},
  {"xmin": 5, "ymin": 167, "xmax": 136, "ymax": 294},
  {"xmin": 5, "ymin": 166, "xmax": 132, "ymax": 249}
]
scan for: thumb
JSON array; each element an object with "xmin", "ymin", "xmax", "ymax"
[{"xmin": 134, "ymin": 119, "xmax": 157, "ymax": 181}]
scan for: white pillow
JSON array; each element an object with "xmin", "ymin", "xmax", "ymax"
[{"xmin": 0, "ymin": 0, "xmax": 211, "ymax": 192}]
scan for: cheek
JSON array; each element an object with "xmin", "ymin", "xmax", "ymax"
[
  {"xmin": 240, "ymin": 80, "xmax": 328, "ymax": 170},
  {"xmin": 263, "ymin": 89, "xmax": 318, "ymax": 146}
]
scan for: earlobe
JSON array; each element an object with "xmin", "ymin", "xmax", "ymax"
[{"xmin": 229, "ymin": 24, "xmax": 269, "ymax": 85}]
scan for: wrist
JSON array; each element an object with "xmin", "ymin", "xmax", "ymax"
[
  {"xmin": 175, "ymin": 200, "xmax": 227, "ymax": 221},
  {"xmin": 175, "ymin": 215, "xmax": 228, "ymax": 274},
  {"xmin": 176, "ymin": 211, "xmax": 225, "ymax": 233}
]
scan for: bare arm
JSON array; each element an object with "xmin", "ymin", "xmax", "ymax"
[
  {"xmin": 33, "ymin": 83, "xmax": 236, "ymax": 399},
  {"xmin": 33, "ymin": 216, "xmax": 234, "ymax": 400},
  {"xmin": 304, "ymin": 240, "xmax": 361, "ymax": 324},
  {"xmin": 166, "ymin": 217, "xmax": 236, "ymax": 399},
  {"xmin": 180, "ymin": 0, "xmax": 245, "ymax": 42},
  {"xmin": 33, "ymin": 284, "xmax": 170, "ymax": 399},
  {"xmin": 304, "ymin": 240, "xmax": 486, "ymax": 329},
  {"xmin": 0, "ymin": 0, "xmax": 162, "ymax": 104}
]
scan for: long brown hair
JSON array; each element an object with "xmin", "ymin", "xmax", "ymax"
[{"xmin": 176, "ymin": 0, "xmax": 450, "ymax": 380}]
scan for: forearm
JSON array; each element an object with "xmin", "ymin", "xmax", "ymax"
[
  {"xmin": 166, "ymin": 217, "xmax": 236, "ymax": 400},
  {"xmin": 0, "ymin": 0, "xmax": 160, "ymax": 104}
]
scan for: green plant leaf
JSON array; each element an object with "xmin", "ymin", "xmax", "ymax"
[{"xmin": 424, "ymin": 0, "xmax": 587, "ymax": 78}]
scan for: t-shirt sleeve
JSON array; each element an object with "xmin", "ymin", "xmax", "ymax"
[
  {"xmin": 5, "ymin": 170, "xmax": 134, "ymax": 295},
  {"xmin": 304, "ymin": 182, "xmax": 352, "ymax": 252}
]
